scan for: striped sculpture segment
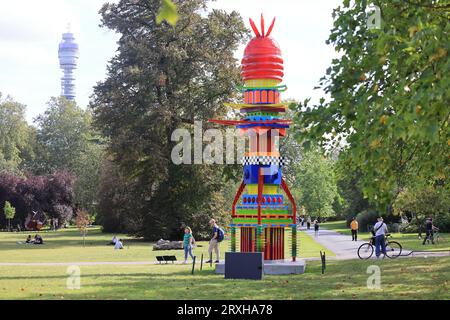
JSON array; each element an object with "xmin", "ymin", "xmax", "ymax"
[{"xmin": 209, "ymin": 15, "xmax": 298, "ymax": 261}]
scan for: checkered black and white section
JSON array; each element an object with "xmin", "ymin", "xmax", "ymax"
[{"xmin": 242, "ymin": 156, "xmax": 287, "ymax": 166}]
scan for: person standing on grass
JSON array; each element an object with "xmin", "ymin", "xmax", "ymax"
[
  {"xmin": 350, "ymin": 217, "xmax": 359, "ymax": 241},
  {"xmin": 205, "ymin": 219, "xmax": 223, "ymax": 263},
  {"xmin": 183, "ymin": 227, "xmax": 195, "ymax": 264},
  {"xmin": 306, "ymin": 217, "xmax": 311, "ymax": 230},
  {"xmin": 373, "ymin": 217, "xmax": 388, "ymax": 259}
]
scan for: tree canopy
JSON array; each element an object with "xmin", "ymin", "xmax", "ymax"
[
  {"xmin": 292, "ymin": 149, "xmax": 339, "ymax": 219},
  {"xmin": 90, "ymin": 0, "xmax": 248, "ymax": 239},
  {"xmin": 291, "ymin": 0, "xmax": 449, "ymax": 209},
  {"xmin": 0, "ymin": 93, "xmax": 32, "ymax": 173}
]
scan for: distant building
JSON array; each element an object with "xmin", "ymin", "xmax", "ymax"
[{"xmin": 58, "ymin": 28, "xmax": 79, "ymax": 100}]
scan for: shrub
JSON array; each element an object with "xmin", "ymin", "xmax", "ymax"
[
  {"xmin": 434, "ymin": 214, "xmax": 450, "ymax": 232},
  {"xmin": 388, "ymin": 223, "xmax": 400, "ymax": 233},
  {"xmin": 355, "ymin": 209, "xmax": 380, "ymax": 232},
  {"xmin": 399, "ymin": 223, "xmax": 418, "ymax": 234}
]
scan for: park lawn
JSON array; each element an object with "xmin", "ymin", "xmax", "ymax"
[
  {"xmin": 321, "ymin": 220, "xmax": 450, "ymax": 252},
  {"xmin": 0, "ymin": 256, "xmax": 448, "ymax": 299},
  {"xmin": 0, "ymin": 227, "xmax": 332, "ymax": 263}
]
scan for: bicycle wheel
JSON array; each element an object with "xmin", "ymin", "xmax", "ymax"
[
  {"xmin": 385, "ymin": 241, "xmax": 402, "ymax": 258},
  {"xmin": 358, "ymin": 243, "xmax": 374, "ymax": 260}
]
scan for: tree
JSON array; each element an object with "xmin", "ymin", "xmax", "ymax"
[
  {"xmin": 0, "ymin": 93, "xmax": 32, "ymax": 173},
  {"xmin": 76, "ymin": 210, "xmax": 91, "ymax": 247},
  {"xmin": 33, "ymin": 97, "xmax": 94, "ymax": 173},
  {"xmin": 334, "ymin": 151, "xmax": 371, "ymax": 222},
  {"xmin": 291, "ymin": 0, "xmax": 449, "ymax": 209},
  {"xmin": 3, "ymin": 201, "xmax": 16, "ymax": 231},
  {"xmin": 33, "ymin": 97, "xmax": 104, "ymax": 215},
  {"xmin": 91, "ymin": 0, "xmax": 248, "ymax": 239},
  {"xmin": 393, "ymin": 185, "xmax": 450, "ymax": 232},
  {"xmin": 0, "ymin": 171, "xmax": 75, "ymax": 229},
  {"xmin": 292, "ymin": 149, "xmax": 339, "ymax": 219}
]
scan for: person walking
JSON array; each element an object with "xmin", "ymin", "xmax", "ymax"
[
  {"xmin": 183, "ymin": 227, "xmax": 195, "ymax": 264},
  {"xmin": 350, "ymin": 217, "xmax": 359, "ymax": 241},
  {"xmin": 373, "ymin": 217, "xmax": 388, "ymax": 259},
  {"xmin": 205, "ymin": 219, "xmax": 222, "ymax": 263},
  {"xmin": 313, "ymin": 219, "xmax": 319, "ymax": 237},
  {"xmin": 422, "ymin": 218, "xmax": 436, "ymax": 245},
  {"xmin": 306, "ymin": 217, "xmax": 311, "ymax": 230}
]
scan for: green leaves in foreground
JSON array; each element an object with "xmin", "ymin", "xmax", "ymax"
[
  {"xmin": 291, "ymin": 0, "xmax": 450, "ymax": 209},
  {"xmin": 156, "ymin": 0, "xmax": 178, "ymax": 26}
]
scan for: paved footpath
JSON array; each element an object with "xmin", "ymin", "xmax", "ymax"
[
  {"xmin": 301, "ymin": 226, "xmax": 416, "ymax": 260},
  {"xmin": 301, "ymin": 226, "xmax": 369, "ymax": 260}
]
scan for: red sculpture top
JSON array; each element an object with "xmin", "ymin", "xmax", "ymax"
[{"xmin": 241, "ymin": 15, "xmax": 284, "ymax": 82}]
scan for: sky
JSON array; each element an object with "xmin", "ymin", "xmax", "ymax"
[{"xmin": 0, "ymin": 0, "xmax": 342, "ymax": 124}]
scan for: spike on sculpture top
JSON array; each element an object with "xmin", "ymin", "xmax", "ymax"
[{"xmin": 241, "ymin": 15, "xmax": 284, "ymax": 82}]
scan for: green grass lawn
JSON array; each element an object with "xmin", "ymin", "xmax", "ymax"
[
  {"xmin": 1, "ymin": 227, "xmax": 448, "ymax": 300},
  {"xmin": 0, "ymin": 227, "xmax": 332, "ymax": 263},
  {"xmin": 321, "ymin": 220, "xmax": 450, "ymax": 252},
  {"xmin": 0, "ymin": 256, "xmax": 448, "ymax": 299}
]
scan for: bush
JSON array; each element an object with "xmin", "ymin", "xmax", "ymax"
[
  {"xmin": 399, "ymin": 223, "xmax": 418, "ymax": 234},
  {"xmin": 434, "ymin": 214, "xmax": 450, "ymax": 232},
  {"xmin": 388, "ymin": 223, "xmax": 400, "ymax": 233},
  {"xmin": 355, "ymin": 210, "xmax": 380, "ymax": 232}
]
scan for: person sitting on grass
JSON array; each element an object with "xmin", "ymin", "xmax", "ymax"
[
  {"xmin": 25, "ymin": 235, "xmax": 33, "ymax": 244},
  {"xmin": 114, "ymin": 238, "xmax": 124, "ymax": 249},
  {"xmin": 109, "ymin": 235, "xmax": 118, "ymax": 245},
  {"xmin": 34, "ymin": 234, "xmax": 43, "ymax": 245}
]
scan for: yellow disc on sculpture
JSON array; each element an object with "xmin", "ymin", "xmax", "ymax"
[
  {"xmin": 224, "ymin": 103, "xmax": 288, "ymax": 109},
  {"xmin": 244, "ymin": 79, "xmax": 281, "ymax": 87},
  {"xmin": 247, "ymin": 185, "xmax": 279, "ymax": 195}
]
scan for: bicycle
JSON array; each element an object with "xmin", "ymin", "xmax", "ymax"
[
  {"xmin": 424, "ymin": 228, "xmax": 440, "ymax": 244},
  {"xmin": 357, "ymin": 234, "xmax": 402, "ymax": 259}
]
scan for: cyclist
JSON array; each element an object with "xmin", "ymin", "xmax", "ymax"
[{"xmin": 373, "ymin": 217, "xmax": 388, "ymax": 259}]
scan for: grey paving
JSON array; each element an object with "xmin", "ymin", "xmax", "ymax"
[{"xmin": 300, "ymin": 226, "xmax": 414, "ymax": 260}]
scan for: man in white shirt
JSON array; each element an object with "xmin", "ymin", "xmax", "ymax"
[{"xmin": 373, "ymin": 217, "xmax": 388, "ymax": 258}]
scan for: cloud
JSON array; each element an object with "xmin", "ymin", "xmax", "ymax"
[
  {"xmin": 0, "ymin": 0, "xmax": 119, "ymax": 123},
  {"xmin": 1, "ymin": 0, "xmax": 340, "ymax": 122}
]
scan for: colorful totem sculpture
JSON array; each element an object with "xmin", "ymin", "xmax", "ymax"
[{"xmin": 209, "ymin": 15, "xmax": 297, "ymax": 261}]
